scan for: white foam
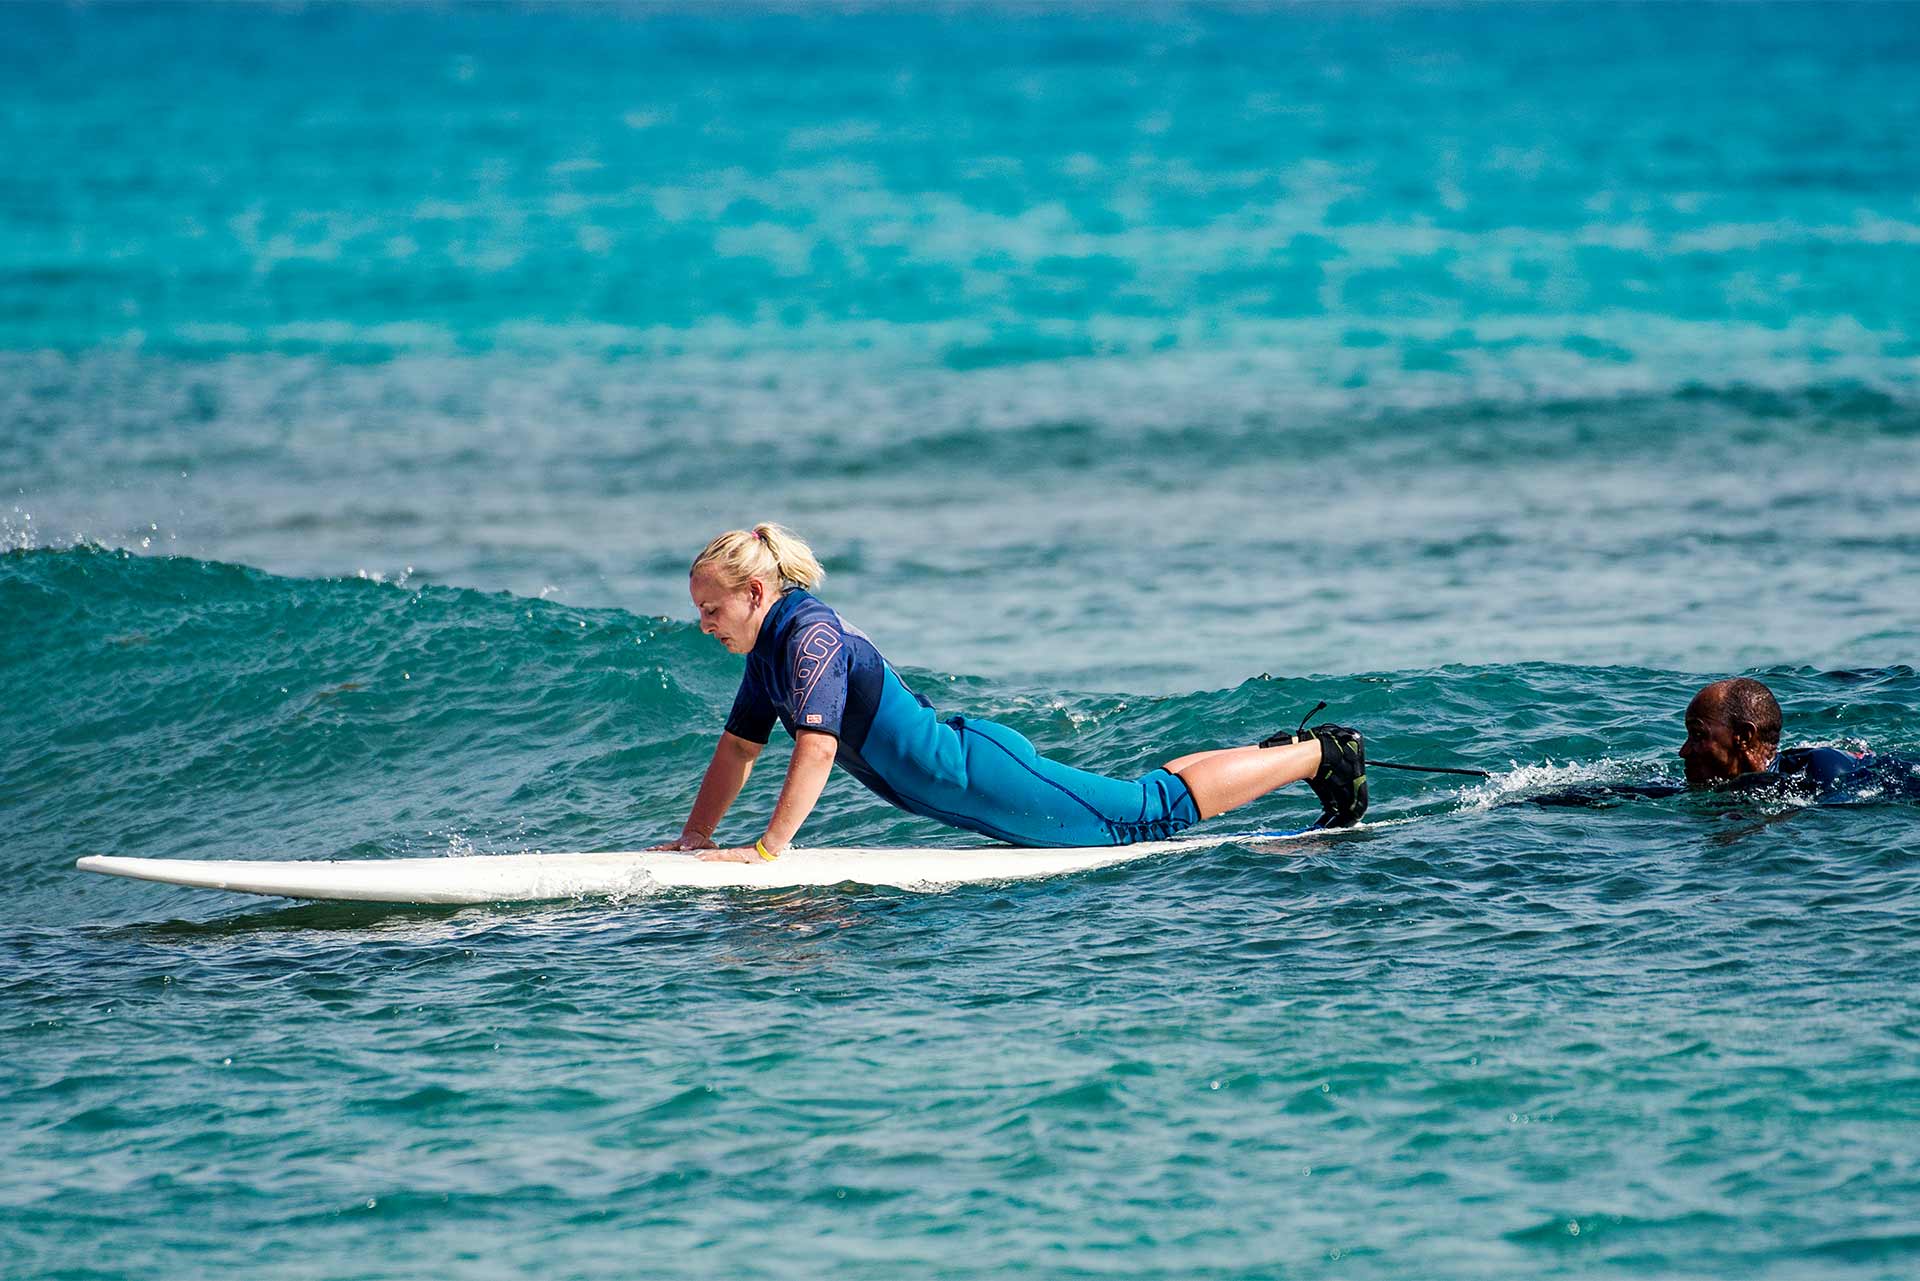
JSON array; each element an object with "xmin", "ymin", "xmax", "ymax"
[{"xmin": 1458, "ymin": 758, "xmax": 1650, "ymax": 810}]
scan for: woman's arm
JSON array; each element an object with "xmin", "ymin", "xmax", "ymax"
[
  {"xmin": 696, "ymin": 729, "xmax": 838, "ymax": 862},
  {"xmin": 651, "ymin": 732, "xmax": 764, "ymax": 850}
]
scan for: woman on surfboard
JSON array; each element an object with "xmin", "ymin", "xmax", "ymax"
[{"xmin": 652, "ymin": 524, "xmax": 1366, "ymax": 862}]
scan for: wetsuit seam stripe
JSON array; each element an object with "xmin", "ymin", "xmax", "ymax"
[{"xmin": 958, "ymin": 722, "xmax": 1115, "ymax": 827}]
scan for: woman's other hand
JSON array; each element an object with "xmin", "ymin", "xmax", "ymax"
[{"xmin": 647, "ymin": 831, "xmax": 718, "ymax": 852}]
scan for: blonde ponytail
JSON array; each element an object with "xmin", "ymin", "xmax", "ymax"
[{"xmin": 690, "ymin": 522, "xmax": 826, "ymax": 594}]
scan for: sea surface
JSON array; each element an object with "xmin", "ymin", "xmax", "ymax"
[{"xmin": 5, "ymin": 3, "xmax": 1920, "ymax": 1278}]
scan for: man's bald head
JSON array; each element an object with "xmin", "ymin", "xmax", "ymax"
[
  {"xmin": 1680, "ymin": 678, "xmax": 1782, "ymax": 784},
  {"xmin": 1698, "ymin": 678, "xmax": 1782, "ymax": 743}
]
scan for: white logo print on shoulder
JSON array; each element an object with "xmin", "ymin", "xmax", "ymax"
[{"xmin": 792, "ymin": 621, "xmax": 843, "ymax": 710}]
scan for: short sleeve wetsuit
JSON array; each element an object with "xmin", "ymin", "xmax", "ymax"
[
  {"xmin": 1529, "ymin": 746, "xmax": 1920, "ymax": 807},
  {"xmin": 724, "ymin": 590, "xmax": 1200, "ymax": 847}
]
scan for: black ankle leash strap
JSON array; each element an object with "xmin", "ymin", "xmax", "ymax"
[{"xmin": 1272, "ymin": 700, "xmax": 1492, "ymax": 778}]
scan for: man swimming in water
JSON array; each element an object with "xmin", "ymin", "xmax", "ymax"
[{"xmin": 1536, "ymin": 677, "xmax": 1917, "ymax": 806}]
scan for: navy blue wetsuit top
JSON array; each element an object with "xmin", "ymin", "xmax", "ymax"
[
  {"xmin": 1530, "ymin": 747, "xmax": 1919, "ymax": 807},
  {"xmin": 723, "ymin": 589, "xmax": 923, "ymax": 811}
]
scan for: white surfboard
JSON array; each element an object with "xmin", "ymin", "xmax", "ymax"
[{"xmin": 76, "ymin": 828, "xmax": 1318, "ymax": 904}]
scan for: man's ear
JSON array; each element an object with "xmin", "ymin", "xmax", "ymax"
[{"xmin": 1730, "ymin": 717, "xmax": 1770, "ymax": 766}]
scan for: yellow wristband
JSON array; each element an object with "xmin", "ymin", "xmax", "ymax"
[{"xmin": 755, "ymin": 838, "xmax": 778, "ymax": 862}]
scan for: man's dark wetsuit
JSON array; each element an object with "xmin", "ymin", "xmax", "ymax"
[
  {"xmin": 725, "ymin": 589, "xmax": 1201, "ymax": 847},
  {"xmin": 1532, "ymin": 747, "xmax": 1920, "ymax": 807}
]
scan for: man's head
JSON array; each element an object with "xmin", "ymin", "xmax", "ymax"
[{"xmin": 1679, "ymin": 678, "xmax": 1782, "ymax": 784}]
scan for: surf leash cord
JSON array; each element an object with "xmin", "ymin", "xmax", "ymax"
[{"xmin": 1368, "ymin": 759, "xmax": 1491, "ymax": 778}]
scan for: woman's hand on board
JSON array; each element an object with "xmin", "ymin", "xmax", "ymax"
[
  {"xmin": 694, "ymin": 846, "xmax": 763, "ymax": 863},
  {"xmin": 647, "ymin": 831, "xmax": 718, "ymax": 852}
]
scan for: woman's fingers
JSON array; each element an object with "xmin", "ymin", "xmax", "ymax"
[{"xmin": 646, "ymin": 835, "xmax": 719, "ymax": 852}]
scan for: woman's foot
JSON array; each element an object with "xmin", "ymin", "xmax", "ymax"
[{"xmin": 1306, "ymin": 725, "xmax": 1368, "ymax": 828}]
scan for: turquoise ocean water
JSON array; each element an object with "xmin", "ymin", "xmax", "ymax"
[{"xmin": 5, "ymin": 3, "xmax": 1920, "ymax": 1276}]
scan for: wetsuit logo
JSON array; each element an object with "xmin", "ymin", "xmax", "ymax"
[{"xmin": 792, "ymin": 622, "xmax": 843, "ymax": 713}]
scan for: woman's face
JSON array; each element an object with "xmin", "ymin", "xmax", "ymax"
[{"xmin": 690, "ymin": 568, "xmax": 770, "ymax": 654}]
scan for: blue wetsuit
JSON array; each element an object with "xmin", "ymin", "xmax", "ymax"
[
  {"xmin": 724, "ymin": 590, "xmax": 1200, "ymax": 847},
  {"xmin": 1530, "ymin": 747, "xmax": 1920, "ymax": 807}
]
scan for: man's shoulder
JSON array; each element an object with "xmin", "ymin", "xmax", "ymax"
[{"xmin": 1777, "ymin": 745, "xmax": 1867, "ymax": 787}]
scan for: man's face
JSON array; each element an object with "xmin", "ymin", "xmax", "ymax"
[{"xmin": 1678, "ymin": 689, "xmax": 1768, "ymax": 785}]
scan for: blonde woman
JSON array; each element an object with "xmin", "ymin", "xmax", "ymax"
[{"xmin": 653, "ymin": 523, "xmax": 1366, "ymax": 863}]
